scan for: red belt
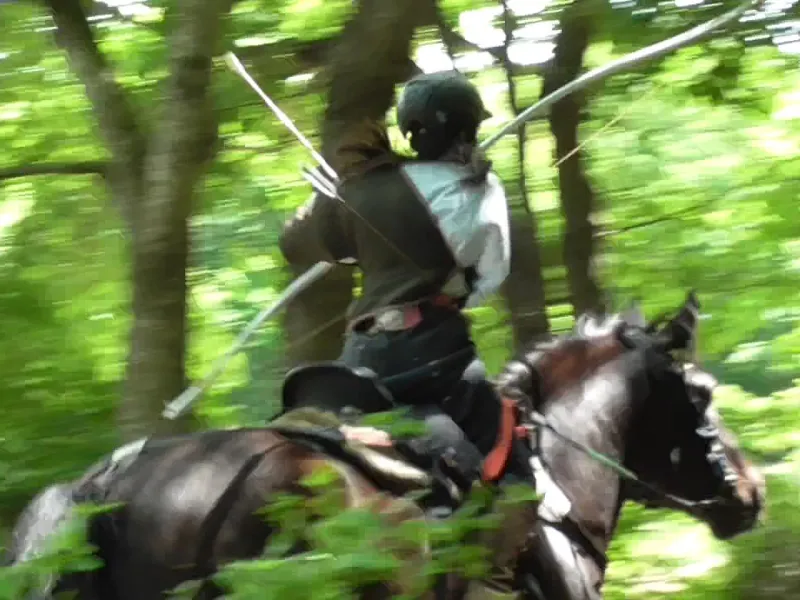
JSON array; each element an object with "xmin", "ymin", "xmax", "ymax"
[
  {"xmin": 349, "ymin": 295, "xmax": 460, "ymax": 334},
  {"xmin": 429, "ymin": 294, "xmax": 460, "ymax": 309}
]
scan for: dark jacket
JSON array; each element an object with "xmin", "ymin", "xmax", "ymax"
[{"xmin": 279, "ymin": 157, "xmax": 458, "ymax": 322}]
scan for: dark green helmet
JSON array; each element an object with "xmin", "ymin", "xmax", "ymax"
[{"xmin": 396, "ymin": 71, "xmax": 491, "ymax": 137}]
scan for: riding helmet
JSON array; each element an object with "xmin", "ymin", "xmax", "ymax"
[{"xmin": 396, "ymin": 71, "xmax": 491, "ymax": 138}]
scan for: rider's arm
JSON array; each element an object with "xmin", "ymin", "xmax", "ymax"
[
  {"xmin": 279, "ymin": 192, "xmax": 357, "ymax": 266},
  {"xmin": 280, "ymin": 120, "xmax": 395, "ymax": 267},
  {"xmin": 401, "ymin": 165, "xmax": 511, "ymax": 307},
  {"xmin": 462, "ymin": 172, "xmax": 511, "ymax": 309}
]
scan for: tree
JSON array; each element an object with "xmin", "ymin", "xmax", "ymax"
[
  {"xmin": 41, "ymin": 0, "xmax": 233, "ymax": 440},
  {"xmin": 543, "ymin": 4, "xmax": 606, "ymax": 316},
  {"xmin": 497, "ymin": 0, "xmax": 551, "ymax": 350}
]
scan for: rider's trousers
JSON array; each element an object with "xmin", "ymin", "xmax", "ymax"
[{"xmin": 339, "ymin": 309, "xmax": 530, "ymax": 483}]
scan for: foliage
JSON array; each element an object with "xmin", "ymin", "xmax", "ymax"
[
  {"xmin": 0, "ymin": 503, "xmax": 111, "ymax": 600},
  {"xmin": 208, "ymin": 472, "xmax": 530, "ymax": 599},
  {"xmin": 0, "ymin": 0, "xmax": 798, "ymax": 597}
]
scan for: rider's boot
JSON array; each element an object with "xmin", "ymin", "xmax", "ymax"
[{"xmin": 420, "ymin": 450, "xmax": 478, "ymax": 519}]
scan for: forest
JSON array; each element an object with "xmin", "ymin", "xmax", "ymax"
[{"xmin": 0, "ymin": 0, "xmax": 798, "ymax": 598}]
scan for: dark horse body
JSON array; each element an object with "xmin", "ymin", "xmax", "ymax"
[{"xmin": 5, "ymin": 293, "xmax": 765, "ymax": 599}]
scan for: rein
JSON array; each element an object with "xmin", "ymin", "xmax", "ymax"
[
  {"xmin": 514, "ymin": 337, "xmax": 740, "ymax": 581},
  {"xmin": 527, "ymin": 412, "xmax": 726, "ymax": 512}
]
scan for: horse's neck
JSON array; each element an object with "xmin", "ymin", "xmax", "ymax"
[{"xmin": 539, "ymin": 363, "xmax": 638, "ymax": 557}]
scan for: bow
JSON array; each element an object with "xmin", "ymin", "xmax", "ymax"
[
  {"xmin": 480, "ymin": 0, "xmax": 757, "ymax": 150},
  {"xmin": 163, "ymin": 0, "xmax": 757, "ymax": 419}
]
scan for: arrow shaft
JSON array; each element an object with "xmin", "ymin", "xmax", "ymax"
[{"xmin": 224, "ymin": 52, "xmax": 339, "ymax": 181}]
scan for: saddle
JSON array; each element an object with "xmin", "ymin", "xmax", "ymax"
[
  {"xmin": 278, "ymin": 361, "xmax": 473, "ymax": 511},
  {"xmin": 83, "ymin": 361, "xmax": 524, "ymax": 518}
]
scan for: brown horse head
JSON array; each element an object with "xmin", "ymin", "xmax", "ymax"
[
  {"xmin": 512, "ymin": 292, "xmax": 765, "ymax": 596},
  {"xmin": 613, "ymin": 293, "xmax": 764, "ymax": 538}
]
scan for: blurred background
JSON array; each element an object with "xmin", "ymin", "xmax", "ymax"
[{"xmin": 0, "ymin": 0, "xmax": 798, "ymax": 597}]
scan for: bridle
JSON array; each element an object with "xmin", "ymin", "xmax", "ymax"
[{"xmin": 514, "ymin": 330, "xmax": 743, "ymax": 580}]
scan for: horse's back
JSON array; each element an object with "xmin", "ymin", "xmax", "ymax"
[{"xmin": 96, "ymin": 427, "xmax": 315, "ymax": 598}]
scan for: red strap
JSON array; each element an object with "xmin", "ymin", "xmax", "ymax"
[
  {"xmin": 431, "ymin": 294, "xmax": 460, "ymax": 309},
  {"xmin": 482, "ymin": 397, "xmax": 518, "ymax": 483},
  {"xmin": 402, "ymin": 305, "xmax": 423, "ymax": 329}
]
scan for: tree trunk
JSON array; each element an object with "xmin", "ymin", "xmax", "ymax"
[
  {"xmin": 498, "ymin": 0, "xmax": 550, "ymax": 352},
  {"xmin": 281, "ymin": 0, "xmax": 427, "ymax": 367},
  {"xmin": 123, "ymin": 218, "xmax": 191, "ymax": 438},
  {"xmin": 502, "ymin": 212, "xmax": 551, "ymax": 350},
  {"xmin": 544, "ymin": 8, "xmax": 605, "ymax": 316},
  {"xmin": 46, "ymin": 0, "xmax": 232, "ymax": 440}
]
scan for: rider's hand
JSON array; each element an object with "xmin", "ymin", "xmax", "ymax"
[{"xmin": 340, "ymin": 425, "xmax": 393, "ymax": 447}]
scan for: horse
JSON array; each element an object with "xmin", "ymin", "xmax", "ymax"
[
  {"xmin": 3, "ymin": 291, "xmax": 765, "ymax": 599},
  {"xmin": 507, "ymin": 293, "xmax": 766, "ymax": 599}
]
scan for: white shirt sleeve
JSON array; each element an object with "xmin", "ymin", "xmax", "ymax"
[
  {"xmin": 462, "ymin": 173, "xmax": 511, "ymax": 308},
  {"xmin": 401, "ymin": 163, "xmax": 511, "ymax": 309}
]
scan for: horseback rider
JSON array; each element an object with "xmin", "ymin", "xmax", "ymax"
[
  {"xmin": 280, "ymin": 71, "xmax": 538, "ymax": 595},
  {"xmin": 280, "ymin": 70, "xmax": 533, "ymax": 481}
]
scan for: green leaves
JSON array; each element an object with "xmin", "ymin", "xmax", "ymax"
[
  {"xmin": 0, "ymin": 0, "xmax": 798, "ymax": 598},
  {"xmin": 0, "ymin": 502, "xmax": 117, "ymax": 599}
]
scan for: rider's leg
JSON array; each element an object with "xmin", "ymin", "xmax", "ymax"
[
  {"xmin": 445, "ymin": 362, "xmax": 539, "ymax": 597},
  {"xmin": 339, "ymin": 312, "xmax": 486, "ymax": 482},
  {"xmin": 445, "ymin": 358, "xmax": 535, "ymax": 483},
  {"xmin": 341, "ymin": 322, "xmax": 536, "ymax": 597},
  {"xmin": 405, "ymin": 403, "xmax": 484, "ymax": 481}
]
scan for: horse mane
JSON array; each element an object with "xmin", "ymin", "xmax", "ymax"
[{"xmin": 498, "ymin": 310, "xmax": 649, "ymax": 408}]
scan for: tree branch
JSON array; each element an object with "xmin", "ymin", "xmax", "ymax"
[
  {"xmin": 91, "ymin": 0, "xmax": 163, "ymax": 34},
  {"xmin": 44, "ymin": 0, "xmax": 145, "ymax": 170},
  {"xmin": 140, "ymin": 0, "xmax": 234, "ymax": 244},
  {"xmin": 430, "ymin": 0, "xmax": 545, "ymax": 72},
  {"xmin": 434, "ymin": 4, "xmax": 459, "ymax": 68},
  {"xmin": 235, "ymin": 35, "xmax": 422, "ymax": 87},
  {"xmin": 545, "ymin": 6, "xmax": 606, "ymax": 315},
  {"xmin": 0, "ymin": 161, "xmax": 107, "ymax": 181},
  {"xmin": 321, "ymin": 0, "xmax": 429, "ymax": 160},
  {"xmin": 498, "ymin": 0, "xmax": 551, "ymax": 346},
  {"xmin": 438, "ymin": 18, "xmax": 506, "ymax": 63}
]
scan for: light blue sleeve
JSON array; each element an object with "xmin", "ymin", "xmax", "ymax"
[{"xmin": 401, "ymin": 163, "xmax": 511, "ymax": 308}]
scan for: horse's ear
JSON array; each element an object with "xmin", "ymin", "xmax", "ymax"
[
  {"xmin": 685, "ymin": 290, "xmax": 700, "ymax": 312},
  {"xmin": 664, "ymin": 290, "xmax": 700, "ymax": 352}
]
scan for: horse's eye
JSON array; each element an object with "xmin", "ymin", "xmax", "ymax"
[{"xmin": 670, "ymin": 447, "xmax": 681, "ymax": 466}]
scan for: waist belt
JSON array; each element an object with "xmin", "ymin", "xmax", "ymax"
[{"xmin": 349, "ymin": 295, "xmax": 460, "ymax": 334}]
